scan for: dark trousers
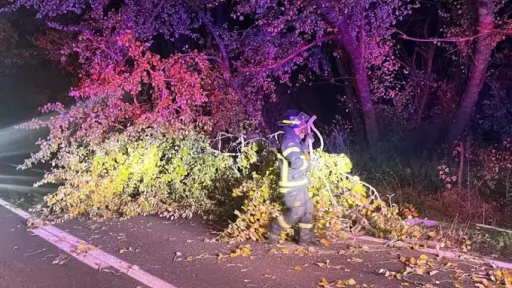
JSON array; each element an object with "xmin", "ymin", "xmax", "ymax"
[{"xmin": 268, "ymin": 186, "xmax": 314, "ymax": 237}]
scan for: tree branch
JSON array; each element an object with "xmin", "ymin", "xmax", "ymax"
[
  {"xmin": 192, "ymin": 6, "xmax": 230, "ymax": 70},
  {"xmin": 239, "ymin": 36, "xmax": 336, "ymax": 72},
  {"xmin": 392, "ymin": 28, "xmax": 511, "ymax": 43}
]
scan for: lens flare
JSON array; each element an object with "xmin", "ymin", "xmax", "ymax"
[{"xmin": 0, "ymin": 114, "xmax": 56, "ymax": 207}]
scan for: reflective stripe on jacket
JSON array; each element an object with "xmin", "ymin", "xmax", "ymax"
[{"xmin": 277, "ymin": 129, "xmax": 309, "ymax": 193}]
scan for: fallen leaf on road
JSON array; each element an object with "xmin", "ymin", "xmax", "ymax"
[
  {"xmin": 336, "ymin": 278, "xmax": 357, "ymax": 287},
  {"xmin": 377, "ymin": 268, "xmax": 398, "ymax": 280},
  {"xmin": 173, "ymin": 252, "xmax": 182, "ymax": 261},
  {"xmin": 74, "ymin": 242, "xmax": 94, "ymax": 255},
  {"xmin": 429, "ymin": 270, "xmax": 438, "ymax": 276},
  {"xmin": 230, "ymin": 245, "xmax": 251, "ymax": 257},
  {"xmin": 101, "ymin": 268, "xmax": 121, "ymax": 276},
  {"xmin": 196, "ymin": 253, "xmax": 209, "ymax": 259},
  {"xmin": 307, "ymin": 246, "xmax": 318, "ymax": 253},
  {"xmin": 294, "ymin": 266, "xmax": 302, "ymax": 272},
  {"xmin": 316, "ymin": 261, "xmax": 327, "ymax": 268},
  {"xmin": 472, "ymin": 276, "xmax": 489, "ymax": 286},
  {"xmin": 295, "ymin": 247, "xmax": 305, "ymax": 255},
  {"xmin": 316, "ymin": 260, "xmax": 344, "ymax": 269},
  {"xmin": 27, "ymin": 217, "xmax": 49, "ymax": 228},
  {"xmin": 319, "ymin": 277, "xmax": 329, "ymax": 287},
  {"xmin": 320, "ymin": 239, "xmax": 332, "ymax": 247},
  {"xmin": 503, "ymin": 269, "xmax": 512, "ymax": 285},
  {"xmin": 52, "ymin": 254, "xmax": 70, "ymax": 265},
  {"xmin": 443, "ymin": 262, "xmax": 457, "ymax": 269},
  {"xmin": 347, "ymin": 257, "xmax": 362, "ymax": 263}
]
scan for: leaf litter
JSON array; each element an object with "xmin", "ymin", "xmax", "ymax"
[{"xmin": 376, "ymin": 252, "xmax": 512, "ymax": 287}]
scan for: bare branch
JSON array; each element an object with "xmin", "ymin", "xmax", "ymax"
[
  {"xmin": 192, "ymin": 6, "xmax": 230, "ymax": 70},
  {"xmin": 391, "ymin": 28, "xmax": 511, "ymax": 43},
  {"xmin": 239, "ymin": 36, "xmax": 336, "ymax": 72}
]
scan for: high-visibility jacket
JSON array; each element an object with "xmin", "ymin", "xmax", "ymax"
[{"xmin": 276, "ymin": 129, "xmax": 309, "ymax": 194}]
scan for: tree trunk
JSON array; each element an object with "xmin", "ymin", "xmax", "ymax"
[
  {"xmin": 447, "ymin": 0, "xmax": 494, "ymax": 144},
  {"xmin": 321, "ymin": 12, "xmax": 379, "ymax": 149},
  {"xmin": 333, "ymin": 56, "xmax": 365, "ymax": 142},
  {"xmin": 415, "ymin": 44, "xmax": 435, "ymax": 124}
]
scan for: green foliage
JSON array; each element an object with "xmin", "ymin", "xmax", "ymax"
[
  {"xmin": 37, "ymin": 127, "xmax": 235, "ymax": 220},
  {"xmin": 24, "ymin": 121, "xmax": 429, "ymax": 244},
  {"xmin": 221, "ymin": 146, "xmax": 415, "ymax": 242},
  {"xmin": 221, "ymin": 142, "xmax": 281, "ymax": 241}
]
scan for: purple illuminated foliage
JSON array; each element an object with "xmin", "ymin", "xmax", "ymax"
[
  {"xmin": 7, "ymin": 0, "xmax": 510, "ymax": 153},
  {"xmin": 5, "ymin": 0, "xmax": 420, "ymax": 150}
]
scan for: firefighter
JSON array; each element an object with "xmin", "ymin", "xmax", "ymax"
[{"xmin": 267, "ymin": 109, "xmax": 320, "ymax": 246}]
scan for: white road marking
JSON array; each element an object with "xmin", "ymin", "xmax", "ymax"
[{"xmin": 0, "ymin": 198, "xmax": 178, "ymax": 288}]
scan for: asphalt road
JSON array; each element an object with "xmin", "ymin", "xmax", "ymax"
[
  {"xmin": 0, "ymin": 199, "xmax": 485, "ymax": 288},
  {"xmin": 0, "ymin": 205, "xmax": 140, "ymax": 288},
  {"xmin": 0, "ymin": 154, "xmax": 144, "ymax": 288}
]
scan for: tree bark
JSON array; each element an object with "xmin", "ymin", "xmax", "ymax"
[
  {"xmin": 333, "ymin": 56, "xmax": 365, "ymax": 141},
  {"xmin": 321, "ymin": 12, "xmax": 379, "ymax": 149},
  {"xmin": 415, "ymin": 43, "xmax": 435, "ymax": 124},
  {"xmin": 447, "ymin": 0, "xmax": 494, "ymax": 144}
]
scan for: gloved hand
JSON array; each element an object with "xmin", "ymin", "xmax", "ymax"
[
  {"xmin": 301, "ymin": 133, "xmax": 314, "ymax": 153},
  {"xmin": 307, "ymin": 155, "xmax": 323, "ymax": 173}
]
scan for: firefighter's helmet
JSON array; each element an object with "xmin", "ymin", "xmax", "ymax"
[{"xmin": 277, "ymin": 109, "xmax": 310, "ymax": 128}]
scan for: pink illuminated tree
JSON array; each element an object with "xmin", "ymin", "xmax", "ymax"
[
  {"xmin": 5, "ymin": 0, "xmax": 421, "ymax": 151},
  {"xmin": 234, "ymin": 0, "xmax": 419, "ymax": 148}
]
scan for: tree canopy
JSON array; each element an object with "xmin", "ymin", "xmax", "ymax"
[{"xmin": 2, "ymin": 0, "xmax": 512, "ymax": 246}]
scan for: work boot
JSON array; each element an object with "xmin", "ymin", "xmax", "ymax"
[
  {"xmin": 267, "ymin": 222, "xmax": 281, "ymax": 245},
  {"xmin": 297, "ymin": 228, "xmax": 321, "ymax": 247},
  {"xmin": 267, "ymin": 232, "xmax": 280, "ymax": 244},
  {"xmin": 292, "ymin": 227, "xmax": 299, "ymax": 242}
]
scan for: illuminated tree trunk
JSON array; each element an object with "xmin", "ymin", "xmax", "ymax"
[
  {"xmin": 333, "ymin": 56, "xmax": 365, "ymax": 141},
  {"xmin": 322, "ymin": 13, "xmax": 379, "ymax": 149},
  {"xmin": 447, "ymin": 0, "xmax": 494, "ymax": 144}
]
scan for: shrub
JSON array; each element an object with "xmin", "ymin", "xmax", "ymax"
[
  {"xmin": 33, "ymin": 127, "xmax": 236, "ymax": 221},
  {"xmin": 434, "ymin": 139, "xmax": 512, "ymax": 225}
]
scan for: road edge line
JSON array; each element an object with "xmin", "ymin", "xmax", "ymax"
[{"xmin": 0, "ymin": 198, "xmax": 178, "ymax": 288}]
